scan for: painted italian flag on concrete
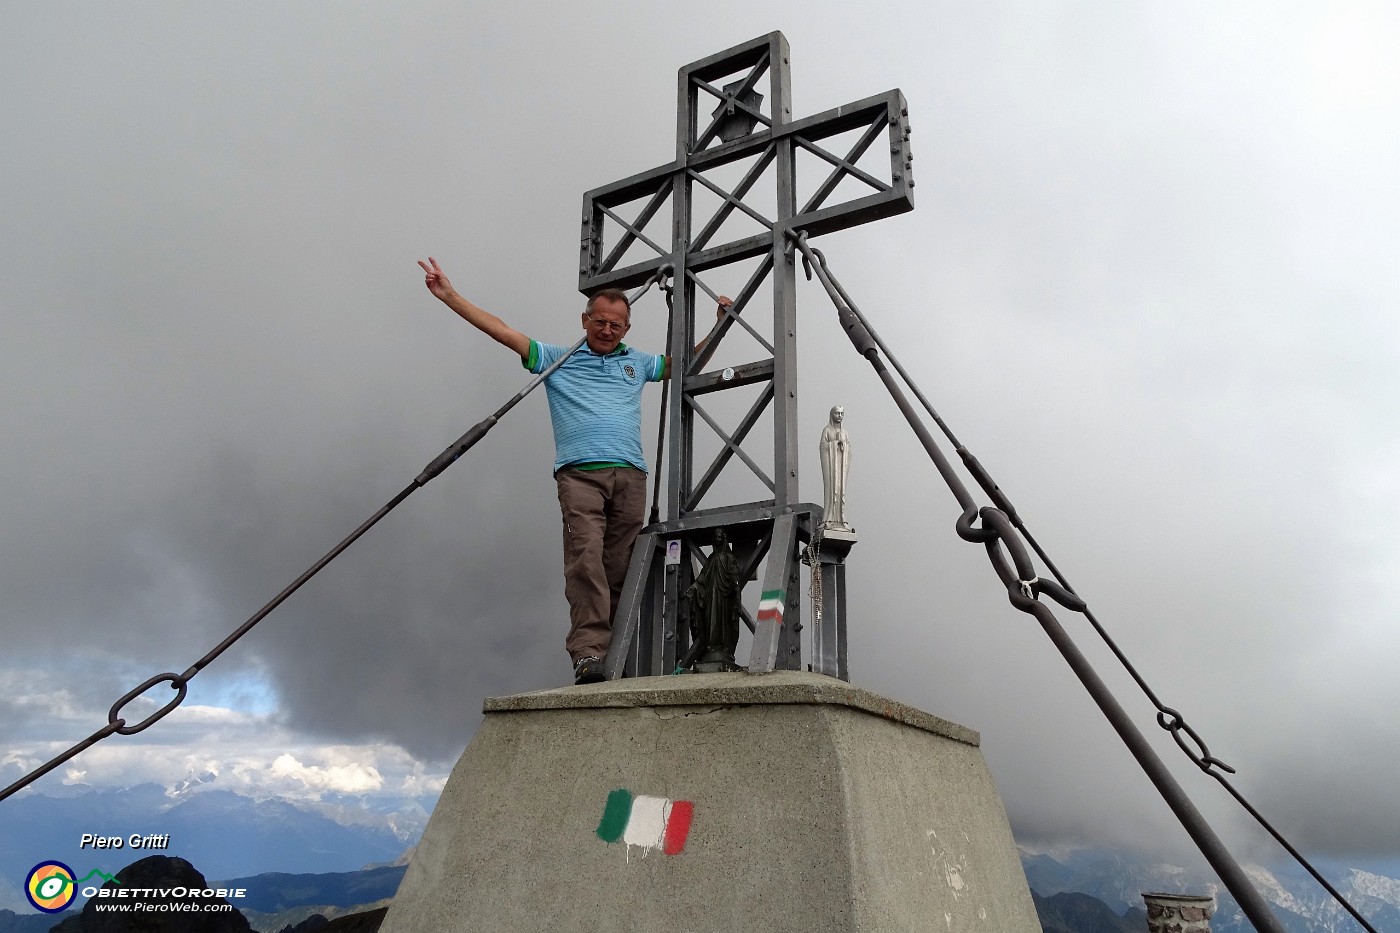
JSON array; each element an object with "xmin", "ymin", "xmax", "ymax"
[
  {"xmin": 756, "ymin": 589, "xmax": 784, "ymax": 626},
  {"xmin": 596, "ymin": 789, "xmax": 694, "ymax": 855}
]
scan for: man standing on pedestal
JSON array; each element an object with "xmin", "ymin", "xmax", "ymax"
[{"xmin": 418, "ymin": 257, "xmax": 727, "ymax": 684}]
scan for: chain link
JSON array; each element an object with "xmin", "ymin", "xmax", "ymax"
[{"xmin": 803, "ymin": 526, "xmax": 825, "ymax": 629}]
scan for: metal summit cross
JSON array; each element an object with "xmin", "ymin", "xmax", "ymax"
[{"xmin": 582, "ymin": 32, "xmax": 913, "ymax": 680}]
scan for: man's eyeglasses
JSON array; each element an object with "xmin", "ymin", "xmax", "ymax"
[{"xmin": 586, "ymin": 316, "xmax": 627, "ymax": 334}]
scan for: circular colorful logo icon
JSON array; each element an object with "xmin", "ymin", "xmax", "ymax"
[{"xmin": 25, "ymin": 861, "xmax": 78, "ymax": 913}]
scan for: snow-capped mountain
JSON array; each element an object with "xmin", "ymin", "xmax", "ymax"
[{"xmin": 1023, "ymin": 847, "xmax": 1400, "ymax": 933}]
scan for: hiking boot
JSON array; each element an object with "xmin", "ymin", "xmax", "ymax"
[{"xmin": 573, "ymin": 656, "xmax": 605, "ymax": 685}]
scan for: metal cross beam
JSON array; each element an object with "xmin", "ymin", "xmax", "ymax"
[{"xmin": 582, "ymin": 32, "xmax": 913, "ymax": 679}]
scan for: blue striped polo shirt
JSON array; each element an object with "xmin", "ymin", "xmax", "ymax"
[{"xmin": 524, "ymin": 340, "xmax": 666, "ymax": 474}]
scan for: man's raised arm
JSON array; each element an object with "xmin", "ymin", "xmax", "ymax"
[
  {"xmin": 662, "ymin": 295, "xmax": 732, "ymax": 380},
  {"xmin": 418, "ymin": 256, "xmax": 531, "ymax": 359}
]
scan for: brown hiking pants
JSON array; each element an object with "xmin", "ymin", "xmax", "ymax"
[{"xmin": 555, "ymin": 466, "xmax": 648, "ymax": 662}]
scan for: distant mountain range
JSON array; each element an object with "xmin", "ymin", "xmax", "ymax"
[
  {"xmin": 1033, "ymin": 890, "xmax": 1146, "ymax": 933},
  {"xmin": 3, "ymin": 783, "xmax": 1397, "ymax": 932},
  {"xmin": 0, "ymin": 856, "xmax": 403, "ymax": 933},
  {"xmin": 0, "ymin": 859, "xmax": 406, "ymax": 933},
  {"xmin": 7, "ymin": 849, "xmax": 1395, "ymax": 933},
  {"xmin": 1021, "ymin": 846, "xmax": 1400, "ymax": 933},
  {"xmin": 0, "ymin": 784, "xmax": 432, "ymax": 914},
  {"xmin": 223, "ymin": 864, "xmax": 406, "ymax": 933}
]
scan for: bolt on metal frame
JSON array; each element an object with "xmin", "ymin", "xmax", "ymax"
[{"xmin": 578, "ymin": 32, "xmax": 913, "ymax": 679}]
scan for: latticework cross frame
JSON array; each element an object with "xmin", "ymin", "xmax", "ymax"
[{"xmin": 581, "ymin": 32, "xmax": 913, "ymax": 679}]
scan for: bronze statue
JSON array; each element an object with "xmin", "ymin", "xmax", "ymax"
[{"xmin": 684, "ymin": 529, "xmax": 743, "ymax": 671}]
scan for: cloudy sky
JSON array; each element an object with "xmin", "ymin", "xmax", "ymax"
[{"xmin": 3, "ymin": 0, "xmax": 1398, "ymax": 880}]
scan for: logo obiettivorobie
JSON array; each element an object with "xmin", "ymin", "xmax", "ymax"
[
  {"xmin": 26, "ymin": 861, "xmax": 77, "ymax": 913},
  {"xmin": 25, "ymin": 861, "xmax": 119, "ymax": 913}
]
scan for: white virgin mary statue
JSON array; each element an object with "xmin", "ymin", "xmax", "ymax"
[{"xmin": 819, "ymin": 405, "xmax": 853, "ymax": 533}]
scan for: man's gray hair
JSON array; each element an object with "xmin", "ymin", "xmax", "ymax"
[{"xmin": 586, "ymin": 287, "xmax": 632, "ymax": 319}]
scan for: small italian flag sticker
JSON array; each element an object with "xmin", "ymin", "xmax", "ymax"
[
  {"xmin": 596, "ymin": 789, "xmax": 694, "ymax": 855},
  {"xmin": 756, "ymin": 589, "xmax": 785, "ymax": 626}
]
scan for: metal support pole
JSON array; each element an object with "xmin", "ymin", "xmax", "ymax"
[{"xmin": 810, "ymin": 535, "xmax": 854, "ymax": 680}]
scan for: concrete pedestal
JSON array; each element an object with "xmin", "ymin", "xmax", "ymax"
[{"xmin": 379, "ymin": 671, "xmax": 1039, "ymax": 932}]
